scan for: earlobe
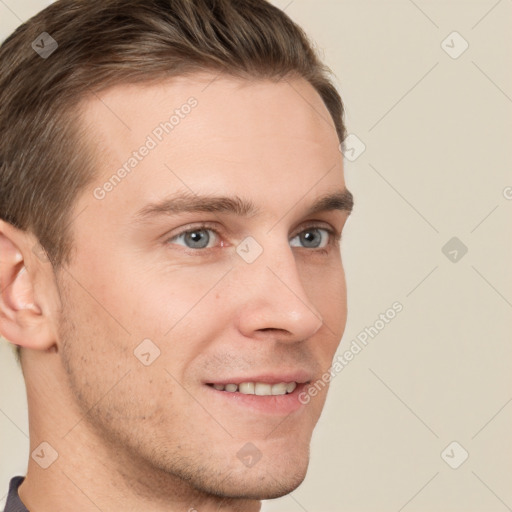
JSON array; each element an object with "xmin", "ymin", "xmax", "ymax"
[{"xmin": 0, "ymin": 222, "xmax": 56, "ymax": 351}]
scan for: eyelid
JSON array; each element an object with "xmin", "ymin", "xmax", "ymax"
[
  {"xmin": 295, "ymin": 220, "xmax": 339, "ymax": 237},
  {"xmin": 165, "ymin": 221, "xmax": 225, "ymax": 243}
]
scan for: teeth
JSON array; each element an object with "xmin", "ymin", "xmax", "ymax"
[
  {"xmin": 286, "ymin": 382, "xmax": 297, "ymax": 393},
  {"xmin": 271, "ymin": 382, "xmax": 288, "ymax": 395},
  {"xmin": 210, "ymin": 381, "xmax": 298, "ymax": 395},
  {"xmin": 254, "ymin": 383, "xmax": 272, "ymax": 396},
  {"xmin": 238, "ymin": 382, "xmax": 255, "ymax": 394}
]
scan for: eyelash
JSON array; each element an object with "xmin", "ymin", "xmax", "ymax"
[{"xmin": 165, "ymin": 222, "xmax": 341, "ymax": 254}]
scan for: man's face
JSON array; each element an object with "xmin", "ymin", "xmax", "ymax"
[{"xmin": 55, "ymin": 73, "xmax": 351, "ymax": 499}]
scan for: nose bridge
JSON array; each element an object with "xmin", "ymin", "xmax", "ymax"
[{"xmin": 234, "ymin": 233, "xmax": 324, "ymax": 340}]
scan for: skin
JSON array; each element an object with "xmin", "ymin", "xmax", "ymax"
[{"xmin": 0, "ymin": 73, "xmax": 352, "ymax": 512}]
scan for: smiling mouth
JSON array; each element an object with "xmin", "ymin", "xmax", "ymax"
[{"xmin": 206, "ymin": 381, "xmax": 298, "ymax": 396}]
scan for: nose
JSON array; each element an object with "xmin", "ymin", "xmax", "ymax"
[{"xmin": 235, "ymin": 239, "xmax": 324, "ymax": 344}]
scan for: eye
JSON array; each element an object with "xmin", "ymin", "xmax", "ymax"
[
  {"xmin": 290, "ymin": 227, "xmax": 333, "ymax": 249},
  {"xmin": 166, "ymin": 223, "xmax": 338, "ymax": 252},
  {"xmin": 167, "ymin": 226, "xmax": 220, "ymax": 249}
]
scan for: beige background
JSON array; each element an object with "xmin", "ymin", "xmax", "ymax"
[{"xmin": 1, "ymin": 0, "xmax": 511, "ymax": 511}]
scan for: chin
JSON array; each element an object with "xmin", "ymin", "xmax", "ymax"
[
  {"xmin": 207, "ymin": 469, "xmax": 309, "ymax": 501},
  {"xmin": 195, "ymin": 449, "xmax": 311, "ymax": 501},
  {"xmin": 239, "ymin": 467, "xmax": 309, "ymax": 500}
]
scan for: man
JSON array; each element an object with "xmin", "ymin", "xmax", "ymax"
[{"xmin": 0, "ymin": 0, "xmax": 353, "ymax": 510}]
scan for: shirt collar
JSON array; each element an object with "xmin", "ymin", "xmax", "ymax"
[{"xmin": 3, "ymin": 476, "xmax": 29, "ymax": 512}]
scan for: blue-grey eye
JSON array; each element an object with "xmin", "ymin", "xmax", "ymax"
[
  {"xmin": 290, "ymin": 228, "xmax": 329, "ymax": 249},
  {"xmin": 170, "ymin": 229, "xmax": 216, "ymax": 249}
]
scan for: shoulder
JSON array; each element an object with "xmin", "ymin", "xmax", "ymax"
[{"xmin": 2, "ymin": 476, "xmax": 29, "ymax": 512}]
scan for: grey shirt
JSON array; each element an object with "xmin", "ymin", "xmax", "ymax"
[{"xmin": 3, "ymin": 477, "xmax": 29, "ymax": 512}]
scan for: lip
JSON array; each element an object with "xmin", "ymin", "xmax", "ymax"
[
  {"xmin": 203, "ymin": 381, "xmax": 309, "ymax": 415},
  {"xmin": 202, "ymin": 370, "xmax": 313, "ymax": 416},
  {"xmin": 203, "ymin": 370, "xmax": 313, "ymax": 386}
]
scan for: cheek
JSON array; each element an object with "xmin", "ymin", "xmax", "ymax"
[
  {"xmin": 57, "ymin": 291, "xmax": 129, "ymax": 395},
  {"xmin": 57, "ymin": 289, "xmax": 185, "ymax": 428},
  {"xmin": 113, "ymin": 259, "xmax": 232, "ymax": 336}
]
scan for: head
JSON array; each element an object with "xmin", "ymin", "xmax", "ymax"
[{"xmin": 0, "ymin": 0, "xmax": 352, "ymax": 504}]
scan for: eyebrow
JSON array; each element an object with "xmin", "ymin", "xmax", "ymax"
[{"xmin": 134, "ymin": 188, "xmax": 354, "ymax": 222}]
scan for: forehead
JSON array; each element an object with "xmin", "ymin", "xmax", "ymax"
[
  {"xmin": 75, "ymin": 73, "xmax": 344, "ymax": 222},
  {"xmin": 83, "ymin": 72, "xmax": 337, "ymax": 141}
]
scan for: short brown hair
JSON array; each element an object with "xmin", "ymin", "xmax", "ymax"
[{"xmin": 0, "ymin": 0, "xmax": 347, "ymax": 362}]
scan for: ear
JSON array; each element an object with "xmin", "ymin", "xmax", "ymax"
[{"xmin": 0, "ymin": 220, "xmax": 56, "ymax": 351}]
